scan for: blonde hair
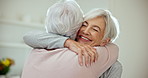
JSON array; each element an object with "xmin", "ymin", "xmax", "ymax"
[
  {"xmin": 84, "ymin": 9, "xmax": 120, "ymax": 42},
  {"xmin": 45, "ymin": 0, "xmax": 83, "ymax": 39}
]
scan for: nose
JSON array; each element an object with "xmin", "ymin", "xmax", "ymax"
[{"xmin": 83, "ymin": 27, "xmax": 90, "ymax": 35}]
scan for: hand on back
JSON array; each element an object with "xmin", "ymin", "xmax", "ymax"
[{"xmin": 64, "ymin": 39, "xmax": 98, "ymax": 67}]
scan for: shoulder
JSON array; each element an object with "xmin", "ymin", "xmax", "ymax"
[
  {"xmin": 111, "ymin": 61, "xmax": 122, "ymax": 71},
  {"xmin": 100, "ymin": 61, "xmax": 123, "ymax": 78},
  {"xmin": 106, "ymin": 61, "xmax": 122, "ymax": 73},
  {"xmin": 108, "ymin": 61, "xmax": 123, "ymax": 77}
]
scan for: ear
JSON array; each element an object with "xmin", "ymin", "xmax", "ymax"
[{"xmin": 100, "ymin": 38, "xmax": 110, "ymax": 46}]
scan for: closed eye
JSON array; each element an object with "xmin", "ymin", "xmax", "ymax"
[
  {"xmin": 82, "ymin": 22, "xmax": 88, "ymax": 27},
  {"xmin": 93, "ymin": 29, "xmax": 98, "ymax": 32},
  {"xmin": 93, "ymin": 27, "xmax": 100, "ymax": 32},
  {"xmin": 82, "ymin": 24, "xmax": 87, "ymax": 27}
]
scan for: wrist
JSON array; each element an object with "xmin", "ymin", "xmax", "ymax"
[{"xmin": 64, "ymin": 38, "xmax": 71, "ymax": 48}]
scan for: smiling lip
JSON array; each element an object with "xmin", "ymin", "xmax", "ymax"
[{"xmin": 78, "ymin": 35, "xmax": 92, "ymax": 42}]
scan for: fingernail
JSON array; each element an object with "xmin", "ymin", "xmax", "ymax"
[
  {"xmin": 80, "ymin": 63, "xmax": 83, "ymax": 66},
  {"xmin": 94, "ymin": 60, "xmax": 96, "ymax": 63},
  {"xmin": 86, "ymin": 64, "xmax": 88, "ymax": 67}
]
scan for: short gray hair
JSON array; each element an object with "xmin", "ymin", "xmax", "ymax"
[
  {"xmin": 84, "ymin": 9, "xmax": 120, "ymax": 42},
  {"xmin": 45, "ymin": 0, "xmax": 83, "ymax": 39}
]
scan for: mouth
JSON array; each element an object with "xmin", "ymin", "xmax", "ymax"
[{"xmin": 78, "ymin": 35, "xmax": 92, "ymax": 42}]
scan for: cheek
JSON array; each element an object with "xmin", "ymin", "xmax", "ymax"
[
  {"xmin": 76, "ymin": 28, "xmax": 83, "ymax": 40},
  {"xmin": 78, "ymin": 27, "xmax": 85, "ymax": 34},
  {"xmin": 92, "ymin": 32, "xmax": 102, "ymax": 42},
  {"xmin": 80, "ymin": 27, "xmax": 85, "ymax": 31}
]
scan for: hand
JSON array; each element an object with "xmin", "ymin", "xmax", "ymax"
[{"xmin": 64, "ymin": 39, "xmax": 98, "ymax": 67}]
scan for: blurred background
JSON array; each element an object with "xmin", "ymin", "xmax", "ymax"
[{"xmin": 0, "ymin": 0, "xmax": 148, "ymax": 78}]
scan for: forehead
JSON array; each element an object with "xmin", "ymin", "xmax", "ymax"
[{"xmin": 85, "ymin": 16, "xmax": 106, "ymax": 30}]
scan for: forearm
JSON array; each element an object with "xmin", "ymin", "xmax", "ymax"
[
  {"xmin": 23, "ymin": 30, "xmax": 69, "ymax": 49},
  {"xmin": 94, "ymin": 43, "xmax": 119, "ymax": 77}
]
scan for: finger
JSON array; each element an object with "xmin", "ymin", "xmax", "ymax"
[
  {"xmin": 86, "ymin": 45, "xmax": 96, "ymax": 63},
  {"xmin": 95, "ymin": 51, "xmax": 98, "ymax": 62},
  {"xmin": 80, "ymin": 46, "xmax": 90, "ymax": 67},
  {"xmin": 85, "ymin": 45, "xmax": 95, "ymax": 64},
  {"xmin": 90, "ymin": 47, "xmax": 98, "ymax": 62},
  {"xmin": 82, "ymin": 50, "xmax": 89, "ymax": 67},
  {"xmin": 77, "ymin": 49, "xmax": 83, "ymax": 66}
]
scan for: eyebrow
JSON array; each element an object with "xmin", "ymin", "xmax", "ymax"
[
  {"xmin": 83, "ymin": 21, "xmax": 88, "ymax": 25},
  {"xmin": 84, "ymin": 21, "xmax": 101, "ymax": 31}
]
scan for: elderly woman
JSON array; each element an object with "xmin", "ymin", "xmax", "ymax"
[
  {"xmin": 22, "ymin": 9, "xmax": 122, "ymax": 78},
  {"xmin": 45, "ymin": 0, "xmax": 83, "ymax": 40}
]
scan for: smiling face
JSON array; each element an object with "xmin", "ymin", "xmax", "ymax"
[{"xmin": 76, "ymin": 16, "xmax": 108, "ymax": 47}]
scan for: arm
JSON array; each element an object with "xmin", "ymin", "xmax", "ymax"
[
  {"xmin": 23, "ymin": 31, "xmax": 97, "ymax": 66},
  {"xmin": 23, "ymin": 31, "xmax": 117, "ymax": 68},
  {"xmin": 23, "ymin": 30, "xmax": 69, "ymax": 49}
]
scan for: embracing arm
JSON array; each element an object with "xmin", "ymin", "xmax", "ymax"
[
  {"xmin": 23, "ymin": 30, "xmax": 97, "ymax": 66},
  {"xmin": 91, "ymin": 43, "xmax": 119, "ymax": 77},
  {"xmin": 23, "ymin": 31, "xmax": 118, "ymax": 68},
  {"xmin": 23, "ymin": 30, "xmax": 69, "ymax": 49}
]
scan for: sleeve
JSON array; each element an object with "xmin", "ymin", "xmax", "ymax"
[
  {"xmin": 23, "ymin": 30, "xmax": 69, "ymax": 49},
  {"xmin": 99, "ymin": 61, "xmax": 122, "ymax": 78},
  {"xmin": 107, "ymin": 61, "xmax": 122, "ymax": 78}
]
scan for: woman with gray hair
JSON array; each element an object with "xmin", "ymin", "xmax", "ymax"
[
  {"xmin": 83, "ymin": 9, "xmax": 119, "ymax": 42},
  {"xmin": 45, "ymin": 0, "xmax": 83, "ymax": 39},
  {"xmin": 23, "ymin": 7, "xmax": 122, "ymax": 78}
]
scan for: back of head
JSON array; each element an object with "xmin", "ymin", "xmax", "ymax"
[
  {"xmin": 45, "ymin": 0, "xmax": 83, "ymax": 39},
  {"xmin": 84, "ymin": 9, "xmax": 120, "ymax": 42}
]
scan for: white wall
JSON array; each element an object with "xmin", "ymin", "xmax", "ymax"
[
  {"xmin": 109, "ymin": 0, "xmax": 148, "ymax": 78},
  {"xmin": 0, "ymin": 0, "xmax": 108, "ymax": 23},
  {"xmin": 0, "ymin": 0, "xmax": 148, "ymax": 78}
]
